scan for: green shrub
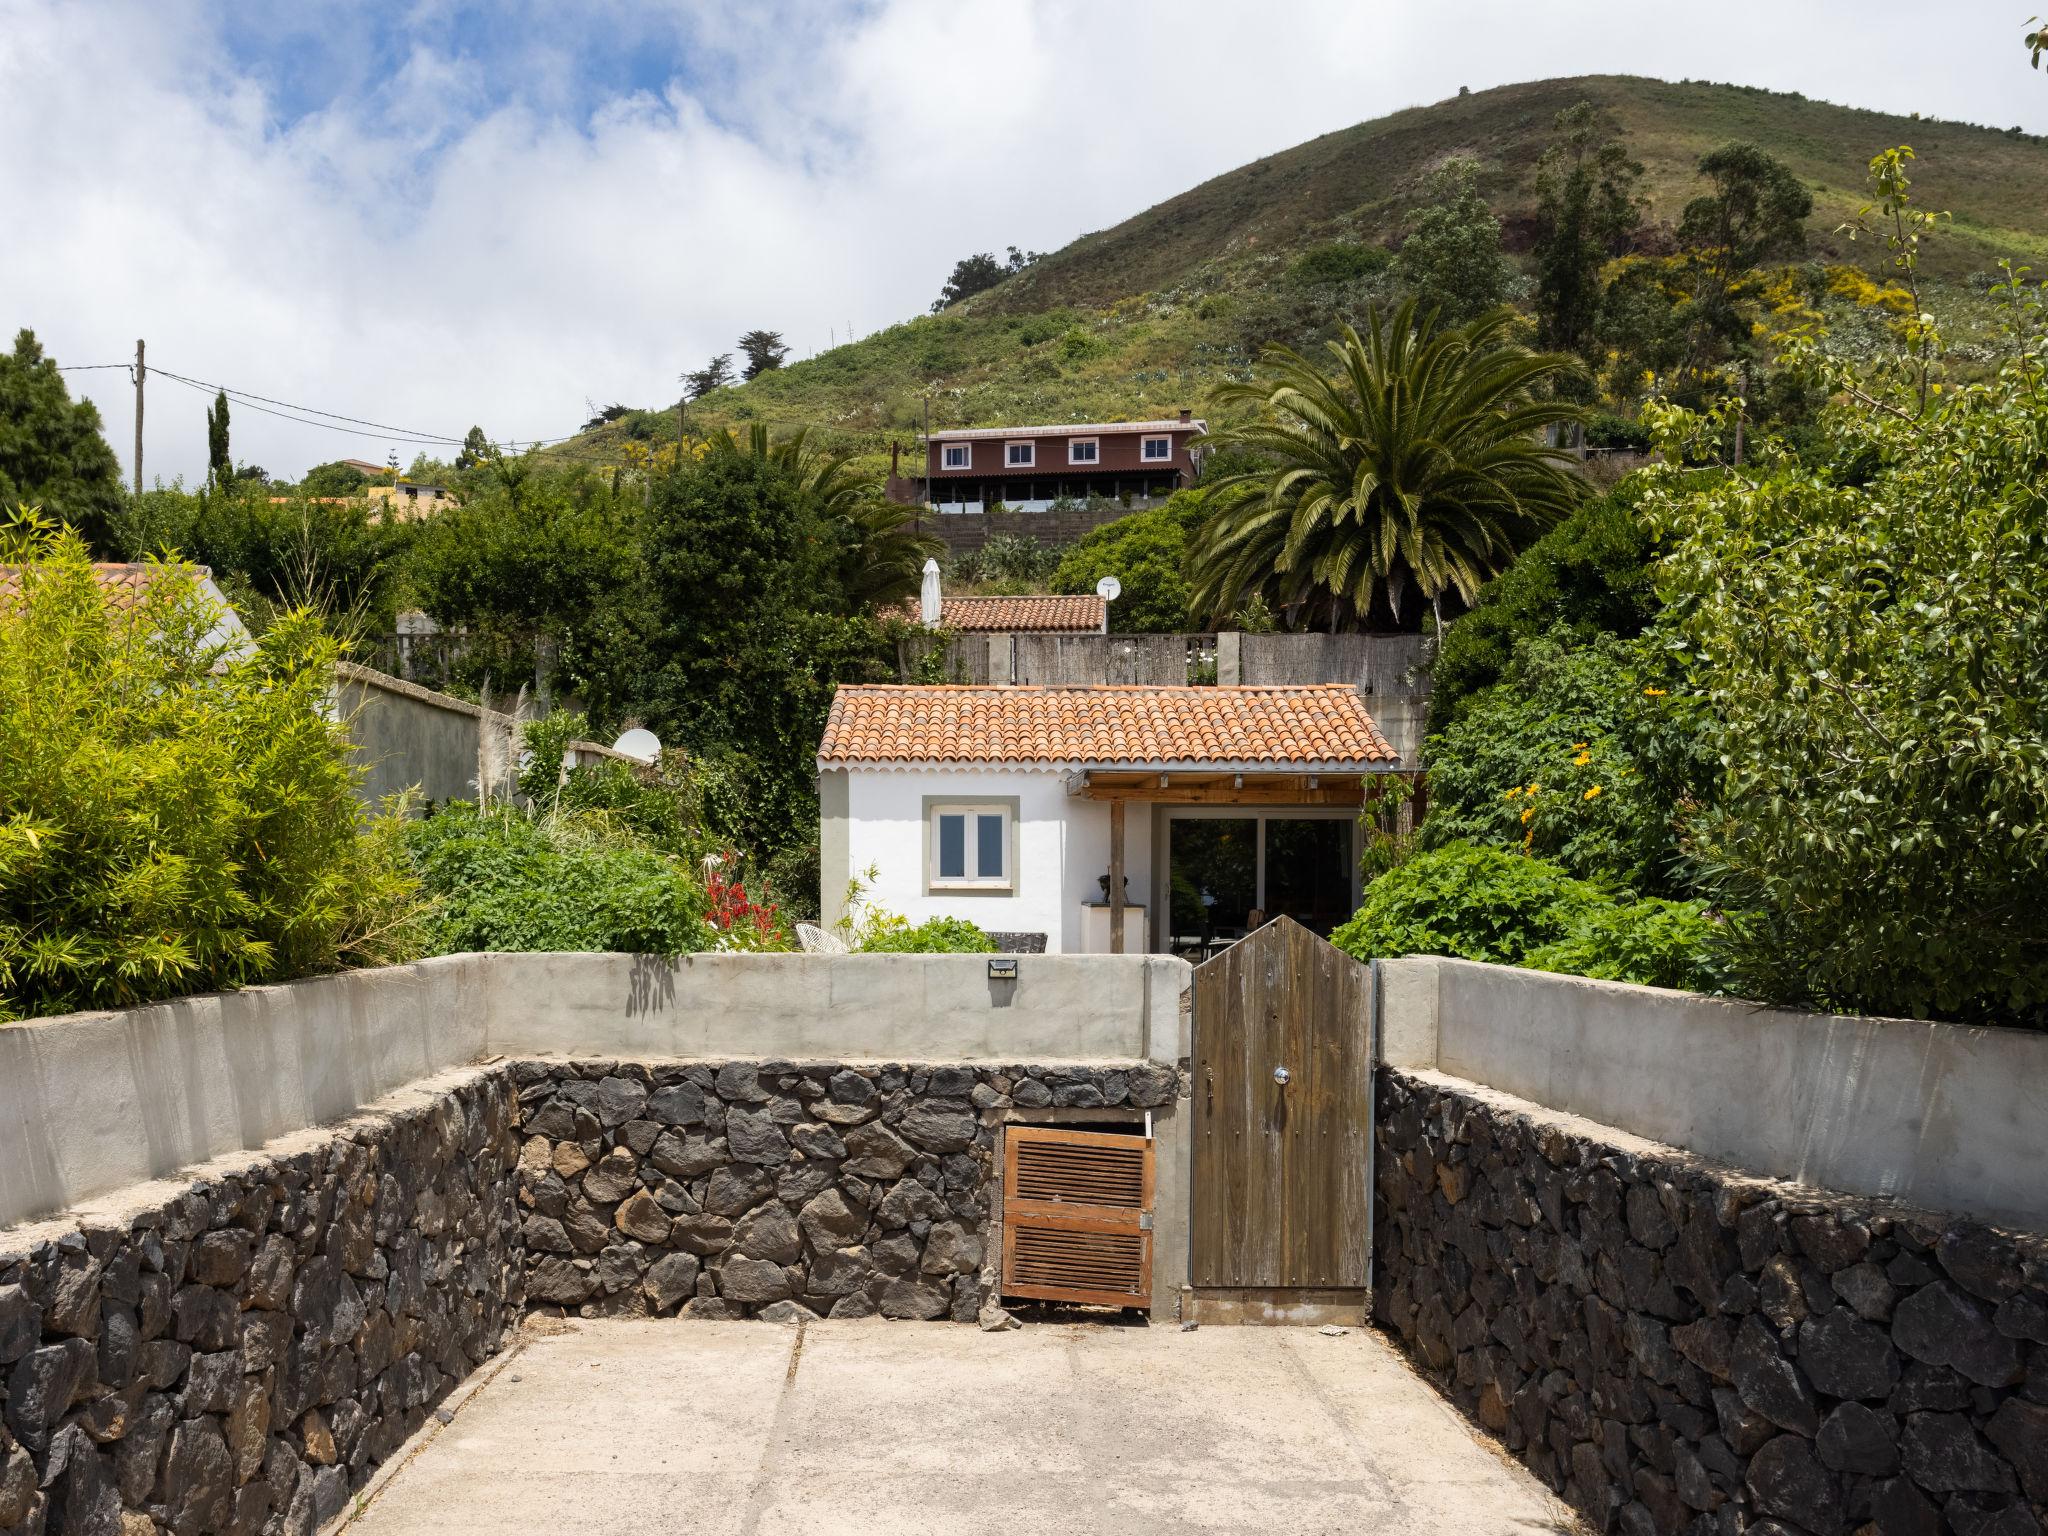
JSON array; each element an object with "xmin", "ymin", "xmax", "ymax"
[
  {"xmin": 1332, "ymin": 844, "xmax": 1607, "ymax": 967},
  {"xmin": 1522, "ymin": 897, "xmax": 1725, "ymax": 991},
  {"xmin": 1331, "ymin": 842, "xmax": 1721, "ymax": 991},
  {"xmin": 1052, "ymin": 492, "xmax": 1210, "ymax": 633},
  {"xmin": 1288, "ymin": 242, "xmax": 1393, "ymax": 287},
  {"xmin": 858, "ymin": 916, "xmax": 997, "ymax": 954},
  {"xmin": 0, "ymin": 514, "xmax": 421, "ymax": 1020},
  {"xmin": 1420, "ymin": 632, "xmax": 1701, "ymax": 895},
  {"xmin": 1429, "ymin": 479, "xmax": 1665, "ymax": 731},
  {"xmin": 403, "ymin": 805, "xmax": 709, "ymax": 956}
]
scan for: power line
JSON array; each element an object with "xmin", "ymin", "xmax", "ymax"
[
  {"xmin": 148, "ymin": 364, "xmax": 587, "ymax": 451},
  {"xmin": 56, "ymin": 363, "xmax": 136, "ymax": 372}
]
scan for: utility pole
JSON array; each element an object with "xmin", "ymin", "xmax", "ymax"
[
  {"xmin": 131, "ymin": 339, "xmax": 145, "ymax": 501},
  {"xmin": 677, "ymin": 371, "xmax": 687, "ymax": 448}
]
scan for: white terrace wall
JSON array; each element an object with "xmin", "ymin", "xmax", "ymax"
[
  {"xmin": 1378, "ymin": 955, "xmax": 2048, "ymax": 1231},
  {"xmin": 0, "ymin": 952, "xmax": 1189, "ymax": 1230}
]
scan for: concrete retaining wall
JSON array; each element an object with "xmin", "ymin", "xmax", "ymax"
[
  {"xmin": 478, "ymin": 952, "xmax": 1188, "ymax": 1068},
  {"xmin": 334, "ymin": 662, "xmax": 520, "ymax": 811},
  {"xmin": 0, "ymin": 954, "xmax": 1189, "ymax": 1232},
  {"xmin": 1374, "ymin": 1066, "xmax": 2048, "ymax": 1536},
  {"xmin": 1378, "ymin": 958, "xmax": 2048, "ymax": 1233},
  {"xmin": 0, "ymin": 959, "xmax": 490, "ymax": 1235}
]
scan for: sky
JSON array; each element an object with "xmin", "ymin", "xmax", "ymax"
[{"xmin": 4, "ymin": 0, "xmax": 2045, "ymax": 485}]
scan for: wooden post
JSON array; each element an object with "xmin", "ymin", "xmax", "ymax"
[
  {"xmin": 132, "ymin": 339, "xmax": 144, "ymax": 502},
  {"xmin": 1108, "ymin": 799, "xmax": 1126, "ymax": 954}
]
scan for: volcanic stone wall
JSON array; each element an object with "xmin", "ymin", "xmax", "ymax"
[
  {"xmin": 509, "ymin": 1058, "xmax": 1179, "ymax": 1323},
  {"xmin": 1373, "ymin": 1068, "xmax": 2048, "ymax": 1536},
  {"xmin": 0, "ymin": 1070, "xmax": 522, "ymax": 1536}
]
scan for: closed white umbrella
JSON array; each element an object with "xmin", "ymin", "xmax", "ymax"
[{"xmin": 920, "ymin": 558, "xmax": 942, "ymax": 628}]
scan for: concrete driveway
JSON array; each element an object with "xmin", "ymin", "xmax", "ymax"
[{"xmin": 345, "ymin": 1318, "xmax": 1581, "ymax": 1536}]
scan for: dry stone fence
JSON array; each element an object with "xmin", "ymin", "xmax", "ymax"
[{"xmin": 510, "ymin": 1058, "xmax": 1178, "ymax": 1325}]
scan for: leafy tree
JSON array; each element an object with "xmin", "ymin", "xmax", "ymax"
[
  {"xmin": 930, "ymin": 246, "xmax": 1042, "ymax": 312},
  {"xmin": 634, "ymin": 436, "xmax": 883, "ymax": 856},
  {"xmin": 1642, "ymin": 304, "xmax": 2048, "ymax": 1024},
  {"xmin": 1052, "ymin": 494, "xmax": 1211, "ymax": 632},
  {"xmin": 0, "ymin": 329, "xmax": 126, "ymax": 552},
  {"xmin": 719, "ymin": 424, "xmax": 936, "ymax": 616},
  {"xmin": 685, "ymin": 355, "xmax": 735, "ymax": 400},
  {"xmin": 455, "ymin": 426, "xmax": 491, "ymax": 470},
  {"xmin": 0, "ymin": 510, "xmax": 420, "ymax": 1019},
  {"xmin": 1676, "ymin": 142, "xmax": 1812, "ymax": 372},
  {"xmin": 1393, "ymin": 160, "xmax": 1512, "ymax": 324},
  {"xmin": 1532, "ymin": 102, "xmax": 1645, "ymax": 364},
  {"xmin": 206, "ymin": 389, "xmax": 231, "ymax": 491},
  {"xmin": 737, "ymin": 330, "xmax": 790, "ymax": 380},
  {"xmin": 300, "ymin": 460, "xmax": 370, "ymax": 497},
  {"xmin": 1429, "ymin": 478, "xmax": 1664, "ymax": 730},
  {"xmin": 1191, "ymin": 300, "xmax": 1588, "ymax": 631},
  {"xmin": 407, "ymin": 459, "xmax": 648, "ymax": 718}
]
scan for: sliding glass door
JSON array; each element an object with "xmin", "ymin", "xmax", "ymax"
[{"xmin": 1163, "ymin": 809, "xmax": 1359, "ymax": 959}]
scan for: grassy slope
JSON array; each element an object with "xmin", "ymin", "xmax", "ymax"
[{"xmin": 549, "ymin": 75, "xmax": 2048, "ymax": 476}]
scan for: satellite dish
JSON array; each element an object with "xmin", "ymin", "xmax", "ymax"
[
  {"xmin": 1096, "ymin": 575, "xmax": 1122, "ymax": 603},
  {"xmin": 611, "ymin": 727, "xmax": 662, "ymax": 765}
]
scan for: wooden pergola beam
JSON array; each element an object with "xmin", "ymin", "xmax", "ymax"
[{"xmin": 1075, "ymin": 776, "xmax": 1371, "ymax": 806}]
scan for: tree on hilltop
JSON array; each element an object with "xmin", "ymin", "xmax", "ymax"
[{"xmin": 738, "ymin": 331, "xmax": 789, "ymax": 380}]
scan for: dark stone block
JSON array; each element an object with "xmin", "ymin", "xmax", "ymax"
[
  {"xmin": 1746, "ymin": 1434, "xmax": 1839, "ymax": 1525},
  {"xmin": 1817, "ymin": 1402, "xmax": 1901, "ymax": 1476},
  {"xmin": 1900, "ymin": 1412, "xmax": 2018, "ymax": 1494},
  {"xmin": 1733, "ymin": 1316, "xmax": 1819, "ymax": 1437},
  {"xmin": 1799, "ymin": 1307, "xmax": 1901, "ymax": 1401},
  {"xmin": 1893, "ymin": 1282, "xmax": 2022, "ymax": 1388}
]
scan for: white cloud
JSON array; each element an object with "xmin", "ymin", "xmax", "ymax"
[{"xmin": 3, "ymin": 0, "xmax": 2042, "ymax": 483}]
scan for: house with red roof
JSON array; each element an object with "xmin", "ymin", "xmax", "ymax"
[{"xmin": 817, "ymin": 683, "xmax": 1406, "ymax": 957}]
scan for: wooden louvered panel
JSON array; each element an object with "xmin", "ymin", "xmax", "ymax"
[{"xmin": 1000, "ymin": 1126, "xmax": 1153, "ymax": 1309}]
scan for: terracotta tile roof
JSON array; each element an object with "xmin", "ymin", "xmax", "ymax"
[
  {"xmin": 0, "ymin": 562, "xmax": 216, "ymax": 611},
  {"xmin": 900, "ymin": 594, "xmax": 1107, "ymax": 633},
  {"xmin": 818, "ymin": 685, "xmax": 1399, "ymax": 769}
]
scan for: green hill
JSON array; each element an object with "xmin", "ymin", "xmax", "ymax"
[{"xmin": 550, "ymin": 75, "xmax": 2048, "ymax": 475}]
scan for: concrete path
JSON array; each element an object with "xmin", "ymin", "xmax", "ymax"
[{"xmin": 347, "ymin": 1318, "xmax": 1582, "ymax": 1536}]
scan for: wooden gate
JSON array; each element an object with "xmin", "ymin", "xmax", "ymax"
[
  {"xmin": 1000, "ymin": 1126, "xmax": 1153, "ymax": 1309},
  {"xmin": 1190, "ymin": 917, "xmax": 1373, "ymax": 1322}
]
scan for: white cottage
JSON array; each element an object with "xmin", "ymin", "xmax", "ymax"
[{"xmin": 817, "ymin": 684, "xmax": 1407, "ymax": 956}]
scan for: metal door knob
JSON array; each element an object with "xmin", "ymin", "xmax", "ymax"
[{"xmin": 1272, "ymin": 1066, "xmax": 1291, "ymax": 1086}]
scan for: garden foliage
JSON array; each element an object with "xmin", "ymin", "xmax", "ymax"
[
  {"xmin": 1642, "ymin": 301, "xmax": 2048, "ymax": 1024},
  {"xmin": 858, "ymin": 917, "xmax": 997, "ymax": 954},
  {"xmin": 0, "ymin": 513, "xmax": 419, "ymax": 1020},
  {"xmin": 1331, "ymin": 843, "xmax": 1720, "ymax": 993},
  {"xmin": 1051, "ymin": 493, "xmax": 1210, "ymax": 632},
  {"xmin": 403, "ymin": 806, "xmax": 710, "ymax": 958}
]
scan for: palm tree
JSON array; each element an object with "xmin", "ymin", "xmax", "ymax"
[
  {"xmin": 714, "ymin": 425, "xmax": 940, "ymax": 614},
  {"xmin": 1190, "ymin": 300, "xmax": 1590, "ymax": 632}
]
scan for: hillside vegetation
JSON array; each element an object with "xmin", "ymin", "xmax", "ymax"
[{"xmin": 547, "ymin": 75, "xmax": 2048, "ymax": 477}]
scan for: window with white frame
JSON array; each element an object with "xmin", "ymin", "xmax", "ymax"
[
  {"xmin": 1068, "ymin": 437, "xmax": 1100, "ymax": 465},
  {"xmin": 1005, "ymin": 441, "xmax": 1035, "ymax": 467},
  {"xmin": 1141, "ymin": 435, "xmax": 1171, "ymax": 462},
  {"xmin": 929, "ymin": 803, "xmax": 1012, "ymax": 890},
  {"xmin": 941, "ymin": 442, "xmax": 971, "ymax": 470}
]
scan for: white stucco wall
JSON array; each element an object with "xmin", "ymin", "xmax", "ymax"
[{"xmin": 843, "ymin": 768, "xmax": 1153, "ymax": 953}]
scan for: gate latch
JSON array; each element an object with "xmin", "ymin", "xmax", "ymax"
[{"xmin": 1272, "ymin": 1065, "xmax": 1291, "ymax": 1086}]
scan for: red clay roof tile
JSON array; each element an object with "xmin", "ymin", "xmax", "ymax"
[{"xmin": 818, "ymin": 684, "xmax": 1398, "ymax": 769}]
